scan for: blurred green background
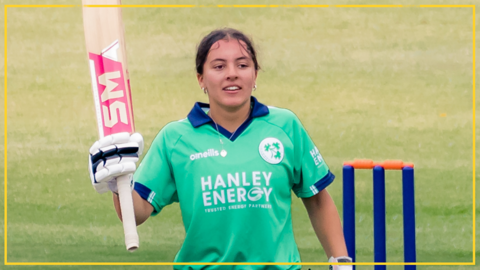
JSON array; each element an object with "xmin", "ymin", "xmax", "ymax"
[{"xmin": 0, "ymin": 0, "xmax": 479, "ymax": 269}]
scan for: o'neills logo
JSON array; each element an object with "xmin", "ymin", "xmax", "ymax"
[{"xmin": 190, "ymin": 149, "xmax": 219, "ymax": 161}]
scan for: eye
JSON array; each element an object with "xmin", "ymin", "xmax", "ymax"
[
  {"xmin": 214, "ymin": 65, "xmax": 224, "ymax": 70},
  {"xmin": 238, "ymin": 64, "xmax": 248, "ymax": 68}
]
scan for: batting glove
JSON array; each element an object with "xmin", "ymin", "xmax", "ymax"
[
  {"xmin": 328, "ymin": 256, "xmax": 353, "ymax": 270},
  {"xmin": 88, "ymin": 132, "xmax": 144, "ymax": 194}
]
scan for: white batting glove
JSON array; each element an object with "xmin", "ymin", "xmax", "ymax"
[
  {"xmin": 328, "ymin": 256, "xmax": 353, "ymax": 270},
  {"xmin": 88, "ymin": 132, "xmax": 144, "ymax": 194}
]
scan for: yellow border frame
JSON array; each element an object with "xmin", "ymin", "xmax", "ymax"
[{"xmin": 2, "ymin": 4, "xmax": 476, "ymax": 267}]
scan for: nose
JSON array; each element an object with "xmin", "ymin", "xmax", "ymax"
[{"xmin": 226, "ymin": 64, "xmax": 238, "ymax": 81}]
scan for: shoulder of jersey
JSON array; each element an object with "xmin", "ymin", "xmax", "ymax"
[
  {"xmin": 265, "ymin": 106, "xmax": 300, "ymax": 124},
  {"xmin": 162, "ymin": 117, "xmax": 192, "ymax": 131},
  {"xmin": 158, "ymin": 118, "xmax": 192, "ymax": 138}
]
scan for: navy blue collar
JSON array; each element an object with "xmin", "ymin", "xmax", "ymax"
[{"xmin": 187, "ymin": 96, "xmax": 269, "ymax": 141}]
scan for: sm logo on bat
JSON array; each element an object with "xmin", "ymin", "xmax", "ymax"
[{"xmin": 88, "ymin": 40, "xmax": 134, "ymax": 137}]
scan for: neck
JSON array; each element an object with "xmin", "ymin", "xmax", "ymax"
[{"xmin": 209, "ymin": 101, "xmax": 251, "ymax": 133}]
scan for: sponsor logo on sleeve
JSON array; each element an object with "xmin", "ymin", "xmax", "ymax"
[
  {"xmin": 259, "ymin": 137, "xmax": 284, "ymax": 164},
  {"xmin": 310, "ymin": 146, "xmax": 324, "ymax": 166}
]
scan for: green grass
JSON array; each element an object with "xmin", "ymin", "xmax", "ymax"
[{"xmin": 1, "ymin": 0, "xmax": 479, "ymax": 269}]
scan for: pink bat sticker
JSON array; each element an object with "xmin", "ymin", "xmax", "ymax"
[{"xmin": 88, "ymin": 40, "xmax": 133, "ymax": 137}]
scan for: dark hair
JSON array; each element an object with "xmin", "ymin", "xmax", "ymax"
[{"xmin": 195, "ymin": 28, "xmax": 260, "ymax": 75}]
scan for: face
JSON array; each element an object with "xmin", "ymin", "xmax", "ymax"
[{"xmin": 197, "ymin": 39, "xmax": 257, "ymax": 112}]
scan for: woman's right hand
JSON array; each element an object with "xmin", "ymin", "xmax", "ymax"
[{"xmin": 88, "ymin": 132, "xmax": 144, "ymax": 194}]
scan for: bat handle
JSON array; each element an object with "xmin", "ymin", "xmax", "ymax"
[{"xmin": 117, "ymin": 174, "xmax": 139, "ymax": 252}]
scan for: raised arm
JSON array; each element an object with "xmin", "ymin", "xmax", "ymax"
[
  {"xmin": 112, "ymin": 190, "xmax": 153, "ymax": 225},
  {"xmin": 88, "ymin": 132, "xmax": 152, "ymax": 225}
]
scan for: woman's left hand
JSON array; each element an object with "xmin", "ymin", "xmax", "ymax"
[{"xmin": 328, "ymin": 256, "xmax": 353, "ymax": 270}]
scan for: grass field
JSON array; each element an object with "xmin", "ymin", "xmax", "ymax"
[{"xmin": 1, "ymin": 0, "xmax": 479, "ymax": 269}]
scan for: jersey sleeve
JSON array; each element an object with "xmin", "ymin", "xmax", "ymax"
[
  {"xmin": 133, "ymin": 127, "xmax": 178, "ymax": 216},
  {"xmin": 290, "ymin": 115, "xmax": 335, "ymax": 198}
]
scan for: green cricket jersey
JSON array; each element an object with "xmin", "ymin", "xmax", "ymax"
[{"xmin": 133, "ymin": 97, "xmax": 335, "ymax": 269}]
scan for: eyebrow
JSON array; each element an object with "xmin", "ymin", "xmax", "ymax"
[{"xmin": 209, "ymin": 56, "xmax": 250, "ymax": 63}]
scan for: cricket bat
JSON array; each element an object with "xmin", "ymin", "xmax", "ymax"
[{"xmin": 82, "ymin": 0, "xmax": 139, "ymax": 251}]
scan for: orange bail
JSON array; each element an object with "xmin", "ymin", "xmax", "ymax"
[
  {"xmin": 379, "ymin": 160, "xmax": 404, "ymax": 170},
  {"xmin": 343, "ymin": 159, "xmax": 374, "ymax": 169},
  {"xmin": 344, "ymin": 159, "xmax": 414, "ymax": 170}
]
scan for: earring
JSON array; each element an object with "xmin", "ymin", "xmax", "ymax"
[
  {"xmin": 202, "ymin": 87, "xmax": 207, "ymax": 94},
  {"xmin": 253, "ymin": 84, "xmax": 257, "ymax": 91}
]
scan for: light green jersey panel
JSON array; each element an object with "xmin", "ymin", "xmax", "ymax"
[
  {"xmin": 263, "ymin": 107, "xmax": 332, "ymax": 197},
  {"xmin": 133, "ymin": 118, "xmax": 193, "ymax": 214},
  {"xmin": 133, "ymin": 101, "xmax": 334, "ymax": 269}
]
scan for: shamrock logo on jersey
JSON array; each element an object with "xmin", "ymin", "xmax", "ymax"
[
  {"xmin": 264, "ymin": 143, "xmax": 282, "ymax": 160},
  {"xmin": 259, "ymin": 137, "xmax": 284, "ymax": 164}
]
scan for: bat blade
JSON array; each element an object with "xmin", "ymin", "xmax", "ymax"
[
  {"xmin": 83, "ymin": 0, "xmax": 139, "ymax": 252},
  {"xmin": 83, "ymin": 0, "xmax": 134, "ymax": 138}
]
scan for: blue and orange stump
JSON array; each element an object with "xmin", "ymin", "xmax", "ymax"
[{"xmin": 343, "ymin": 159, "xmax": 416, "ymax": 270}]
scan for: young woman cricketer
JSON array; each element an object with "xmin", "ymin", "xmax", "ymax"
[{"xmin": 89, "ymin": 28, "xmax": 353, "ymax": 270}]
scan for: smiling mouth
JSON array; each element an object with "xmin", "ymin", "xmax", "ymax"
[{"xmin": 223, "ymin": 86, "xmax": 241, "ymax": 91}]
